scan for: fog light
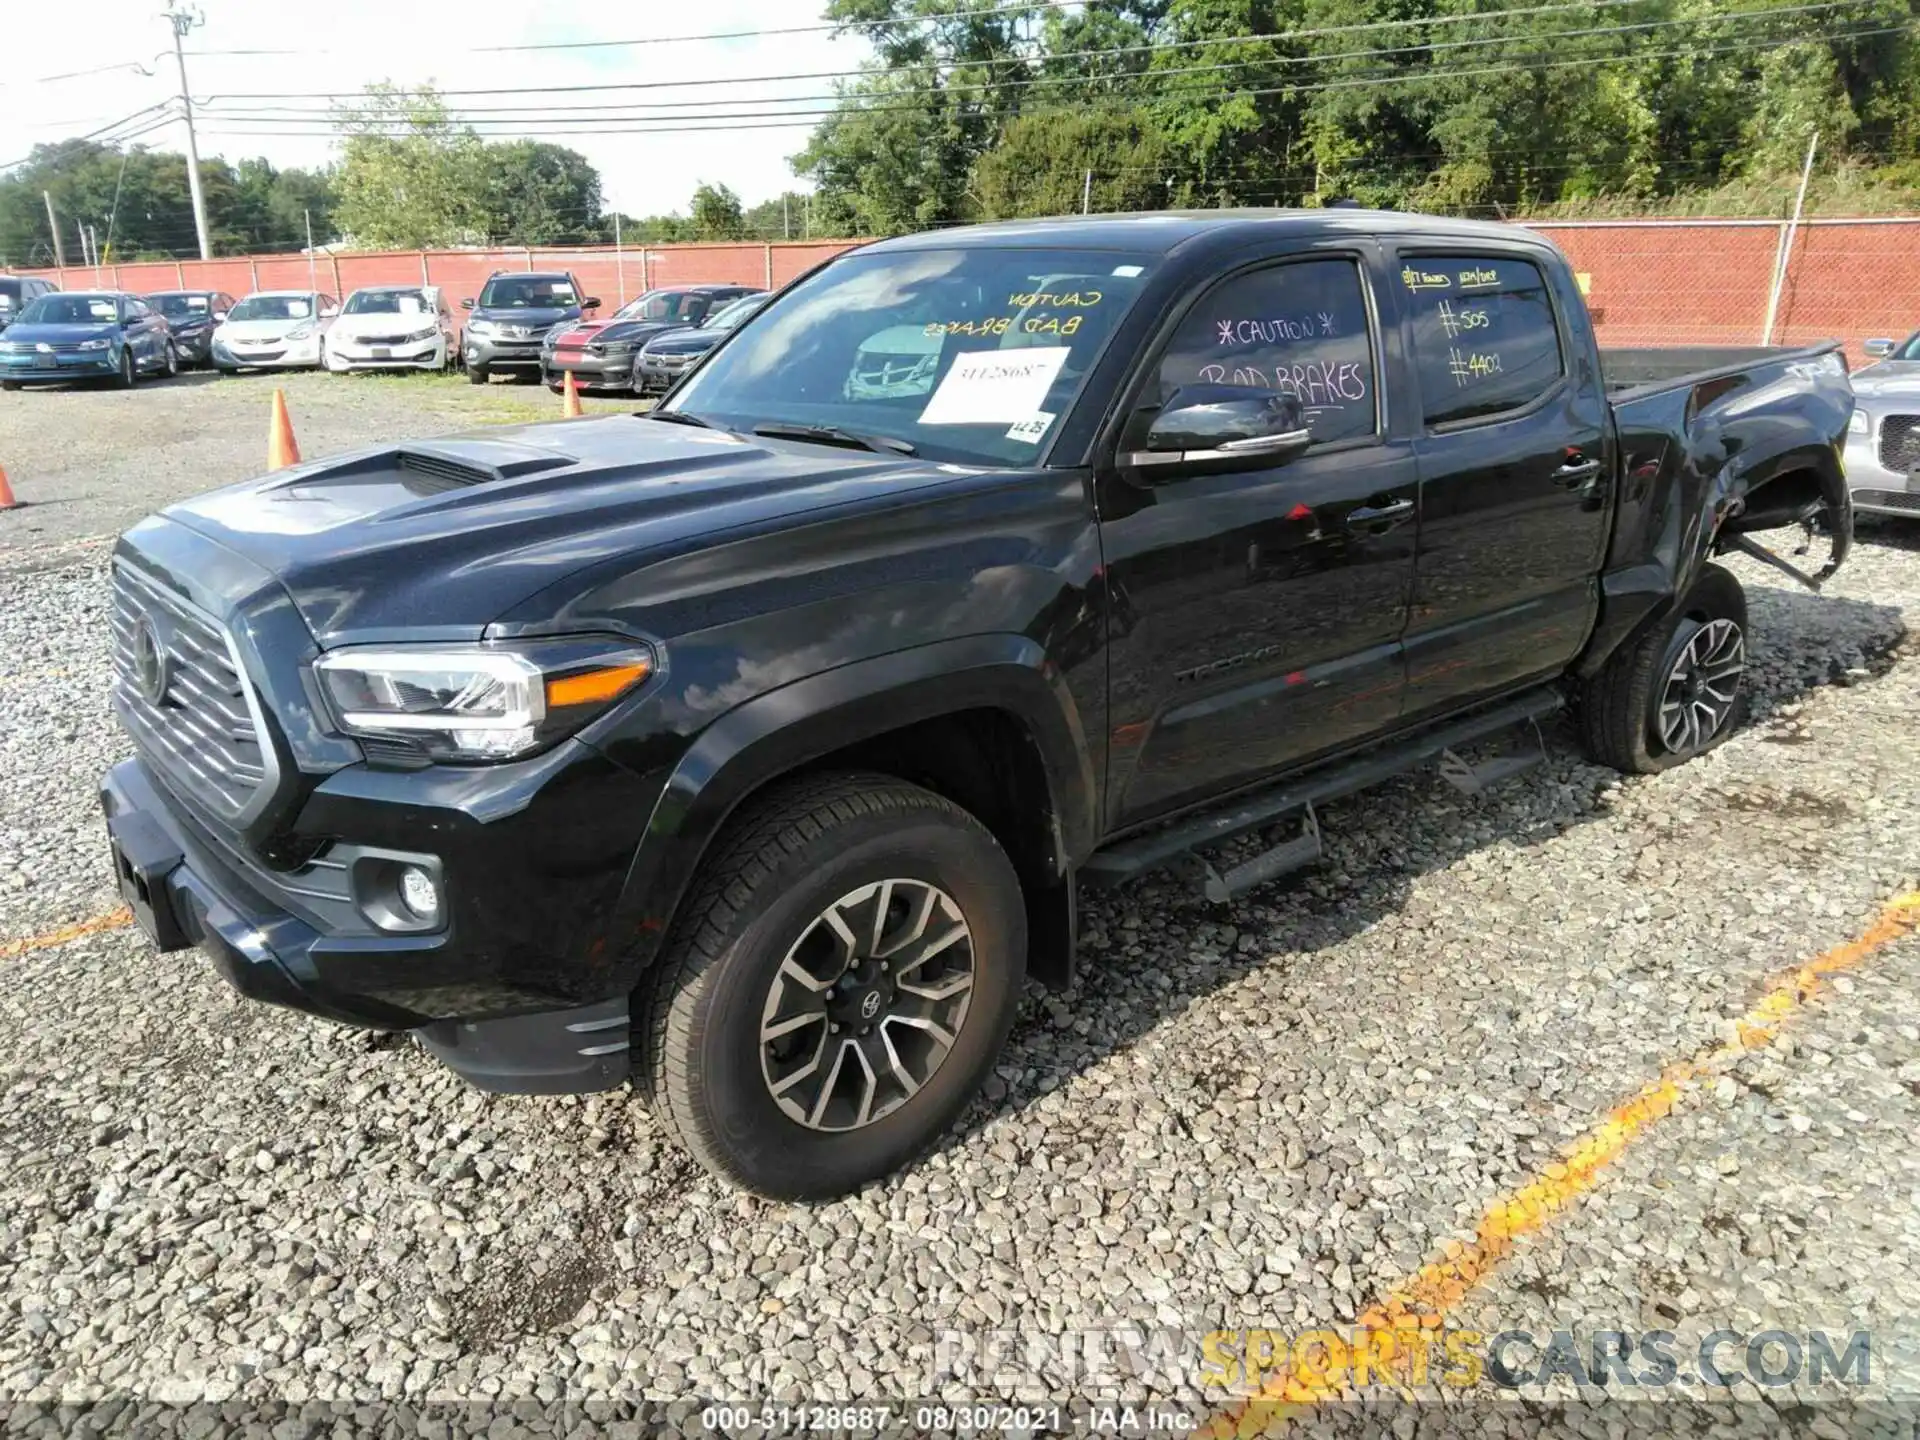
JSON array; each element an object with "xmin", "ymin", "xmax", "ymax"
[{"xmin": 399, "ymin": 865, "xmax": 440, "ymax": 920}]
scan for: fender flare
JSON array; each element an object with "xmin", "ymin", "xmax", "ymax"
[{"xmin": 610, "ymin": 632, "xmax": 1098, "ymax": 986}]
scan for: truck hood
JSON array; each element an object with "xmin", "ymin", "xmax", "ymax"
[{"xmin": 155, "ymin": 414, "xmax": 971, "ymax": 643}]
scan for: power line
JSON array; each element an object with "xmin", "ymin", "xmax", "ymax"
[
  {"xmin": 192, "ymin": 19, "xmax": 1917, "ymax": 142},
  {"xmin": 191, "ymin": 0, "xmax": 1684, "ymax": 101},
  {"xmin": 194, "ymin": 0, "xmax": 1872, "ymax": 125}
]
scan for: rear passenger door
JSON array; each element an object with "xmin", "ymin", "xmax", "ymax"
[
  {"xmin": 1390, "ymin": 249, "xmax": 1611, "ymax": 720},
  {"xmin": 1099, "ymin": 249, "xmax": 1419, "ymax": 827}
]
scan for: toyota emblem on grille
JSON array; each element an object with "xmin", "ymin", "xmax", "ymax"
[{"xmin": 131, "ymin": 615, "xmax": 171, "ymax": 705}]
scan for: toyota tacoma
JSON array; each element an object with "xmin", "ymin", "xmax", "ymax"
[{"xmin": 100, "ymin": 211, "xmax": 1853, "ymax": 1198}]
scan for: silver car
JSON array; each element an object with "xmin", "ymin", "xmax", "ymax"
[{"xmin": 1845, "ymin": 333, "xmax": 1920, "ymax": 519}]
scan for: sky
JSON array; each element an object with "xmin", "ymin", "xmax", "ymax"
[{"xmin": 3, "ymin": 0, "xmax": 873, "ymax": 218}]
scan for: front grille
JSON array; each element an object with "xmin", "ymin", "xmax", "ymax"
[
  {"xmin": 111, "ymin": 562, "xmax": 273, "ymax": 822},
  {"xmin": 1879, "ymin": 415, "xmax": 1920, "ymax": 472}
]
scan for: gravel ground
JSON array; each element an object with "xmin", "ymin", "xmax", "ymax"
[{"xmin": 1, "ymin": 375, "xmax": 1918, "ymax": 1433}]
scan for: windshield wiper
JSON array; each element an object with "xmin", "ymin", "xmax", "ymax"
[
  {"xmin": 646, "ymin": 409, "xmax": 715, "ymax": 429},
  {"xmin": 752, "ymin": 421, "xmax": 917, "ymax": 456}
]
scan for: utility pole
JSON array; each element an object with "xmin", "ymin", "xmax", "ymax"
[
  {"xmin": 1762, "ymin": 129, "xmax": 1819, "ymax": 345},
  {"xmin": 43, "ymin": 192, "xmax": 66, "ymax": 268},
  {"xmin": 1083, "ymin": 169, "xmax": 1093, "ymax": 214},
  {"xmin": 305, "ymin": 210, "xmax": 317, "ymax": 291},
  {"xmin": 164, "ymin": 1, "xmax": 214, "ymax": 261}
]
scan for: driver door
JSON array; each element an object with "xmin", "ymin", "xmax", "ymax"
[{"xmin": 1097, "ymin": 250, "xmax": 1419, "ymax": 828}]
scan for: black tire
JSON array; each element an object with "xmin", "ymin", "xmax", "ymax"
[
  {"xmin": 1, "ymin": 381, "xmax": 19, "ymax": 393},
  {"xmin": 116, "ymin": 349, "xmax": 137, "ymax": 389},
  {"xmin": 641, "ymin": 772, "xmax": 1027, "ymax": 1199},
  {"xmin": 214, "ymin": 364, "xmax": 238, "ymax": 377},
  {"xmin": 161, "ymin": 343, "xmax": 179, "ymax": 380},
  {"xmin": 1581, "ymin": 562, "xmax": 1749, "ymax": 774},
  {"xmin": 466, "ymin": 363, "xmax": 488, "ymax": 385}
]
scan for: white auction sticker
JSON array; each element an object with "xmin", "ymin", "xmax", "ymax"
[
  {"xmin": 919, "ymin": 347, "xmax": 1070, "ymax": 426},
  {"xmin": 1005, "ymin": 411, "xmax": 1056, "ymax": 444}
]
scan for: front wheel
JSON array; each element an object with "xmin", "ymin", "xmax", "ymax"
[
  {"xmin": 116, "ymin": 348, "xmax": 137, "ymax": 389},
  {"xmin": 641, "ymin": 773, "xmax": 1027, "ymax": 1199},
  {"xmin": 1581, "ymin": 562, "xmax": 1749, "ymax": 774},
  {"xmin": 465, "ymin": 363, "xmax": 488, "ymax": 385},
  {"xmin": 162, "ymin": 343, "xmax": 179, "ymax": 379}
]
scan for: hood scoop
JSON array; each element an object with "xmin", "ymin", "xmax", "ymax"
[{"xmin": 305, "ymin": 440, "xmax": 578, "ymax": 496}]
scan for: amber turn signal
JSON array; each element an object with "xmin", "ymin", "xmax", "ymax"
[{"xmin": 545, "ymin": 661, "xmax": 651, "ymax": 709}]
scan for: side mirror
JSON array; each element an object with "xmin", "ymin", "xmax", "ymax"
[
  {"xmin": 583, "ymin": 296, "xmax": 602, "ymax": 310},
  {"xmin": 461, "ymin": 298, "xmax": 475, "ymax": 310},
  {"xmin": 1862, "ymin": 337, "xmax": 1896, "ymax": 359},
  {"xmin": 1124, "ymin": 384, "xmax": 1312, "ymax": 479}
]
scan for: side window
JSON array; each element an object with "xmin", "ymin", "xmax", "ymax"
[
  {"xmin": 1401, "ymin": 254, "xmax": 1563, "ymax": 425},
  {"xmin": 1152, "ymin": 257, "xmax": 1377, "ymax": 445}
]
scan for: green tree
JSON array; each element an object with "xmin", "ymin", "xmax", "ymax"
[
  {"xmin": 331, "ymin": 85, "xmax": 489, "ymax": 248},
  {"xmin": 972, "ymin": 108, "xmax": 1172, "ymax": 215},
  {"xmin": 690, "ymin": 182, "xmax": 748, "ymax": 239},
  {"xmin": 476, "ymin": 140, "xmax": 603, "ymax": 245}
]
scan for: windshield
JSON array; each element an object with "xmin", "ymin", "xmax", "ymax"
[
  {"xmin": 671, "ymin": 248, "xmax": 1150, "ymax": 466},
  {"xmin": 345, "ymin": 289, "xmax": 431, "ymax": 316},
  {"xmin": 20, "ymin": 294, "xmax": 117, "ymax": 325},
  {"xmin": 615, "ymin": 290, "xmax": 709, "ymax": 323},
  {"xmin": 1892, "ymin": 332, "xmax": 1920, "ymax": 361},
  {"xmin": 705, "ymin": 294, "xmax": 765, "ymax": 331},
  {"xmin": 0, "ymin": 280, "xmax": 19, "ymax": 308},
  {"xmin": 229, "ymin": 295, "xmax": 313, "ymax": 322},
  {"xmin": 152, "ymin": 293, "xmax": 212, "ymax": 319},
  {"xmin": 479, "ymin": 276, "xmax": 577, "ymax": 309}
]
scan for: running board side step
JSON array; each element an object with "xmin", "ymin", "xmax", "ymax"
[{"xmin": 1080, "ymin": 687, "xmax": 1564, "ymax": 892}]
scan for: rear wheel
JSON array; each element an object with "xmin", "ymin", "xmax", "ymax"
[
  {"xmin": 641, "ymin": 773, "xmax": 1027, "ymax": 1199},
  {"xmin": 1581, "ymin": 562, "xmax": 1749, "ymax": 773}
]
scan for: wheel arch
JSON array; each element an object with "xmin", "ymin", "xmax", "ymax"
[{"xmin": 613, "ymin": 633, "xmax": 1098, "ymax": 994}]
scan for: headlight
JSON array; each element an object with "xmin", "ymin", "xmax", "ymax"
[
  {"xmin": 1849, "ymin": 408, "xmax": 1870, "ymax": 436},
  {"xmin": 313, "ymin": 639, "xmax": 654, "ymax": 763},
  {"xmin": 287, "ymin": 324, "xmax": 315, "ymax": 340},
  {"xmin": 467, "ymin": 318, "xmax": 497, "ymax": 335},
  {"xmin": 78, "ymin": 338, "xmax": 112, "ymax": 351},
  {"xmin": 408, "ymin": 326, "xmax": 439, "ymax": 343}
]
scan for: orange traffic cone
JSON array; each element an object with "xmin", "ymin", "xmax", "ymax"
[
  {"xmin": 0, "ymin": 463, "xmax": 18, "ymax": 511},
  {"xmin": 267, "ymin": 389, "xmax": 300, "ymax": 471},
  {"xmin": 562, "ymin": 368, "xmax": 583, "ymax": 419}
]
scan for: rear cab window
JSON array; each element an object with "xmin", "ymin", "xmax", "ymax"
[{"xmin": 1400, "ymin": 255, "xmax": 1564, "ymax": 425}]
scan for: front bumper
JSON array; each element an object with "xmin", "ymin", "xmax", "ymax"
[
  {"xmin": 544, "ymin": 351, "xmax": 637, "ymax": 391},
  {"xmin": 1, "ymin": 350, "xmax": 117, "ymax": 381},
  {"xmin": 464, "ymin": 333, "xmax": 549, "ymax": 372},
  {"xmin": 328, "ymin": 336, "xmax": 446, "ymax": 371},
  {"xmin": 99, "ymin": 753, "xmax": 639, "ymax": 1094},
  {"xmin": 173, "ymin": 331, "xmax": 214, "ymax": 363},
  {"xmin": 215, "ymin": 337, "xmax": 323, "ymax": 370},
  {"xmin": 635, "ymin": 354, "xmax": 699, "ymax": 395},
  {"xmin": 1844, "ymin": 433, "xmax": 1920, "ymax": 517}
]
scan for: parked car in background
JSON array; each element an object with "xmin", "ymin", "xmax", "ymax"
[
  {"xmin": 0, "ymin": 275, "xmax": 58, "ymax": 334},
  {"xmin": 1846, "ymin": 332, "xmax": 1920, "ymax": 519},
  {"xmin": 147, "ymin": 290, "xmax": 236, "ymax": 369},
  {"xmin": 460, "ymin": 271, "xmax": 595, "ymax": 385},
  {"xmin": 0, "ymin": 290, "xmax": 176, "ymax": 389},
  {"xmin": 632, "ymin": 291, "xmax": 769, "ymax": 397},
  {"xmin": 326, "ymin": 285, "xmax": 455, "ymax": 374},
  {"xmin": 212, "ymin": 291, "xmax": 338, "ymax": 374},
  {"xmin": 544, "ymin": 284, "xmax": 760, "ymax": 394}
]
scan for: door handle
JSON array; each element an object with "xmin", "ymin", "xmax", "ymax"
[
  {"xmin": 1553, "ymin": 458, "xmax": 1603, "ymax": 486},
  {"xmin": 1345, "ymin": 498, "xmax": 1415, "ymax": 527}
]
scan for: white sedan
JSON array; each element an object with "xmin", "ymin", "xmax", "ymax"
[
  {"xmin": 211, "ymin": 291, "xmax": 338, "ymax": 373},
  {"xmin": 325, "ymin": 286, "xmax": 456, "ymax": 374}
]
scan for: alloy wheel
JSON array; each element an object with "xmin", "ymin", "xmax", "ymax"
[
  {"xmin": 759, "ymin": 878, "xmax": 976, "ymax": 1133},
  {"xmin": 1656, "ymin": 617, "xmax": 1744, "ymax": 755}
]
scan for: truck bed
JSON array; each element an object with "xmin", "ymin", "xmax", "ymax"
[{"xmin": 1600, "ymin": 343, "xmax": 1832, "ymax": 397}]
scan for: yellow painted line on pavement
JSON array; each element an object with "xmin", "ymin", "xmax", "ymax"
[
  {"xmin": 1205, "ymin": 890, "xmax": 1920, "ymax": 1437},
  {"xmin": 0, "ymin": 905, "xmax": 133, "ymax": 961}
]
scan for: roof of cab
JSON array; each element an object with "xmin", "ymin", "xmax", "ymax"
[{"xmin": 860, "ymin": 208, "xmax": 1553, "ymax": 256}]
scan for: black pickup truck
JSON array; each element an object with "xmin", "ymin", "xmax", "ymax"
[{"xmin": 100, "ymin": 211, "xmax": 1852, "ymax": 1198}]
